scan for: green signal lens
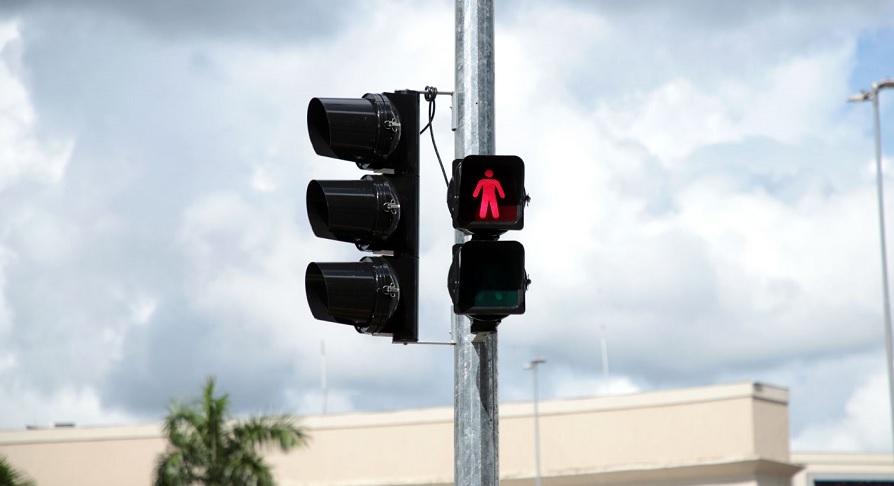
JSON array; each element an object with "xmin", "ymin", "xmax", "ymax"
[
  {"xmin": 452, "ymin": 240, "xmax": 526, "ymax": 316},
  {"xmin": 475, "ymin": 290, "xmax": 519, "ymax": 308},
  {"xmin": 468, "ymin": 261, "xmax": 520, "ymax": 310}
]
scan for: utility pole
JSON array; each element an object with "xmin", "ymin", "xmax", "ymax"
[{"xmin": 453, "ymin": 0, "xmax": 498, "ymax": 485}]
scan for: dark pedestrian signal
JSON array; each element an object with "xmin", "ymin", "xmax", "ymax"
[{"xmin": 449, "ymin": 240, "xmax": 527, "ymax": 316}]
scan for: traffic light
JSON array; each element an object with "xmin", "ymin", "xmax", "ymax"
[
  {"xmin": 304, "ymin": 91, "xmax": 419, "ymax": 343},
  {"xmin": 447, "ymin": 155, "xmax": 529, "ymax": 332},
  {"xmin": 448, "ymin": 155, "xmax": 525, "ymax": 237}
]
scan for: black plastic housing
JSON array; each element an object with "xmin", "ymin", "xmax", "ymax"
[
  {"xmin": 447, "ymin": 155, "xmax": 526, "ymax": 239},
  {"xmin": 448, "ymin": 240, "xmax": 527, "ymax": 321},
  {"xmin": 304, "ymin": 91, "xmax": 419, "ymax": 343}
]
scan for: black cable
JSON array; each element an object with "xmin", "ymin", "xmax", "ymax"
[{"xmin": 421, "ymin": 86, "xmax": 450, "ymax": 187}]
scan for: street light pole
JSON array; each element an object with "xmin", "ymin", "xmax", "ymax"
[
  {"xmin": 849, "ymin": 79, "xmax": 894, "ymax": 453},
  {"xmin": 525, "ymin": 358, "xmax": 547, "ymax": 486}
]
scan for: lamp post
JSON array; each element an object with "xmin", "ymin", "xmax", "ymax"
[
  {"xmin": 525, "ymin": 358, "xmax": 547, "ymax": 486},
  {"xmin": 849, "ymin": 79, "xmax": 894, "ymax": 452}
]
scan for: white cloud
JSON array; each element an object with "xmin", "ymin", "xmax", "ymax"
[
  {"xmin": 1, "ymin": 0, "xmax": 894, "ymax": 453},
  {"xmin": 0, "ymin": 21, "xmax": 72, "ymax": 191},
  {"xmin": 0, "ymin": 383, "xmax": 136, "ymax": 429},
  {"xmin": 589, "ymin": 39, "xmax": 855, "ymax": 165},
  {"xmin": 283, "ymin": 386, "xmax": 356, "ymax": 417},
  {"xmin": 129, "ymin": 294, "xmax": 157, "ymax": 326},
  {"xmin": 250, "ymin": 164, "xmax": 279, "ymax": 193},
  {"xmin": 793, "ymin": 368, "xmax": 892, "ymax": 451},
  {"xmin": 178, "ymin": 192, "xmax": 308, "ymax": 343},
  {"xmin": 552, "ymin": 372, "xmax": 642, "ymax": 399},
  {"xmin": 0, "ymin": 249, "xmax": 13, "ymax": 339}
]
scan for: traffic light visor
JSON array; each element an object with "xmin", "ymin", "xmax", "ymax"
[
  {"xmin": 307, "ymin": 94, "xmax": 401, "ymax": 169},
  {"xmin": 306, "ymin": 175, "xmax": 400, "ymax": 250},
  {"xmin": 305, "ymin": 258, "xmax": 399, "ymax": 332}
]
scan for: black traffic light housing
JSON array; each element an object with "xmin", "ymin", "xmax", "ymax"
[
  {"xmin": 447, "ymin": 154, "xmax": 529, "ymax": 332},
  {"xmin": 448, "ymin": 240, "xmax": 527, "ymax": 333},
  {"xmin": 447, "ymin": 155, "xmax": 526, "ymax": 238},
  {"xmin": 304, "ymin": 91, "xmax": 419, "ymax": 343}
]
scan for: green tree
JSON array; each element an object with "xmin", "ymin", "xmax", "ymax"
[
  {"xmin": 154, "ymin": 377, "xmax": 309, "ymax": 486},
  {"xmin": 0, "ymin": 455, "xmax": 35, "ymax": 486}
]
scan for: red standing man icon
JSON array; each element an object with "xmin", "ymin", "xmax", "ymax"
[{"xmin": 473, "ymin": 169, "xmax": 505, "ymax": 219}]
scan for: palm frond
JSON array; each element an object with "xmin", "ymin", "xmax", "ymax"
[
  {"xmin": 234, "ymin": 416, "xmax": 310, "ymax": 452},
  {"xmin": 223, "ymin": 449, "xmax": 275, "ymax": 486},
  {"xmin": 153, "ymin": 450, "xmax": 190, "ymax": 486},
  {"xmin": 153, "ymin": 376, "xmax": 310, "ymax": 486},
  {"xmin": 0, "ymin": 456, "xmax": 35, "ymax": 486}
]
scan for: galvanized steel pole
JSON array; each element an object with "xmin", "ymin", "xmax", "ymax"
[
  {"xmin": 454, "ymin": 1, "xmax": 498, "ymax": 485},
  {"xmin": 870, "ymin": 84, "xmax": 894, "ymax": 454},
  {"xmin": 526, "ymin": 358, "xmax": 547, "ymax": 486},
  {"xmin": 849, "ymin": 79, "xmax": 894, "ymax": 454}
]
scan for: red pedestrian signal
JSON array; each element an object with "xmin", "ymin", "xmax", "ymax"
[
  {"xmin": 449, "ymin": 155, "xmax": 525, "ymax": 236},
  {"xmin": 472, "ymin": 169, "xmax": 507, "ymax": 221}
]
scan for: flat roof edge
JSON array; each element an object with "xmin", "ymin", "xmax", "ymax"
[{"xmin": 0, "ymin": 382, "xmax": 788, "ymax": 441}]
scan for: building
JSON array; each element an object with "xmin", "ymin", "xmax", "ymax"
[{"xmin": 0, "ymin": 382, "xmax": 891, "ymax": 485}]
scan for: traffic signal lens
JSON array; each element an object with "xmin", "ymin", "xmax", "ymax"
[
  {"xmin": 476, "ymin": 290, "xmax": 518, "ymax": 306},
  {"xmin": 450, "ymin": 155, "xmax": 525, "ymax": 234},
  {"xmin": 451, "ymin": 240, "xmax": 526, "ymax": 316},
  {"xmin": 460, "ymin": 258, "xmax": 523, "ymax": 311},
  {"xmin": 465, "ymin": 167, "xmax": 518, "ymax": 223}
]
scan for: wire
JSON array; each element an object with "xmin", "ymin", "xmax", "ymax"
[{"xmin": 421, "ymin": 86, "xmax": 450, "ymax": 187}]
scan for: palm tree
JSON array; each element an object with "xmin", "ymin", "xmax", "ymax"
[
  {"xmin": 154, "ymin": 377, "xmax": 309, "ymax": 486},
  {"xmin": 0, "ymin": 455, "xmax": 35, "ymax": 486}
]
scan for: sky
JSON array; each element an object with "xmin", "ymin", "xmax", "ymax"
[{"xmin": 1, "ymin": 0, "xmax": 894, "ymax": 453}]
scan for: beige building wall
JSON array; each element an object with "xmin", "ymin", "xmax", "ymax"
[
  {"xmin": 790, "ymin": 452, "xmax": 894, "ymax": 485},
  {"xmin": 0, "ymin": 425, "xmax": 164, "ymax": 485},
  {"xmin": 0, "ymin": 382, "xmax": 808, "ymax": 486}
]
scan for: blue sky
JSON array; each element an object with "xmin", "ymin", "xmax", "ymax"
[{"xmin": 1, "ymin": 0, "xmax": 894, "ymax": 453}]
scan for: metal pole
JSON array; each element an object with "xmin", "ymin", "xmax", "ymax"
[
  {"xmin": 526, "ymin": 359, "xmax": 546, "ymax": 486},
  {"xmin": 454, "ymin": 1, "xmax": 498, "ymax": 485},
  {"xmin": 600, "ymin": 325, "xmax": 610, "ymax": 394},
  {"xmin": 851, "ymin": 80, "xmax": 894, "ymax": 453},
  {"xmin": 870, "ymin": 87, "xmax": 894, "ymax": 453},
  {"xmin": 320, "ymin": 340, "xmax": 328, "ymax": 415}
]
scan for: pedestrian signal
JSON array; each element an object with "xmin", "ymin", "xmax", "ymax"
[
  {"xmin": 448, "ymin": 155, "xmax": 525, "ymax": 237},
  {"xmin": 446, "ymin": 154, "xmax": 529, "ymax": 331}
]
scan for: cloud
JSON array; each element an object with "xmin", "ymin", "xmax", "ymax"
[
  {"xmin": 1, "ymin": 0, "xmax": 367, "ymax": 43},
  {"xmin": 0, "ymin": 21, "xmax": 71, "ymax": 191},
  {"xmin": 0, "ymin": 382, "xmax": 135, "ymax": 428},
  {"xmin": 792, "ymin": 367, "xmax": 892, "ymax": 451},
  {"xmin": 1, "ymin": 0, "xmax": 893, "ymax": 455},
  {"xmin": 487, "ymin": 1, "xmax": 894, "ymax": 451}
]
